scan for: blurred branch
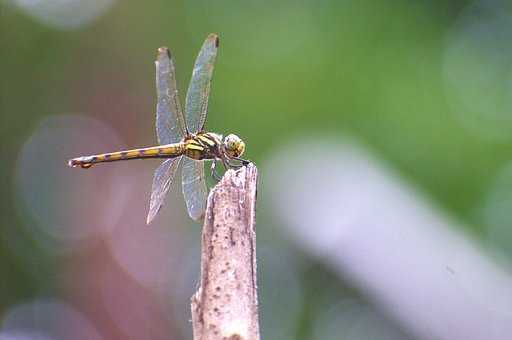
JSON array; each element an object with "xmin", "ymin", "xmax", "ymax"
[{"xmin": 191, "ymin": 163, "xmax": 260, "ymax": 340}]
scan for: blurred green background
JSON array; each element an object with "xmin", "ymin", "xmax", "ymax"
[{"xmin": 2, "ymin": 0, "xmax": 512, "ymax": 339}]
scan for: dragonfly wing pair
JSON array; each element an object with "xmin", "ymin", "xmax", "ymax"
[{"xmin": 147, "ymin": 34, "xmax": 219, "ymax": 224}]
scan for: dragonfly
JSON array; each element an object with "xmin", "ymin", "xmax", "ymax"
[{"xmin": 68, "ymin": 33, "xmax": 248, "ymax": 224}]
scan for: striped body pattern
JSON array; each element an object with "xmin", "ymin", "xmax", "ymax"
[
  {"xmin": 184, "ymin": 132, "xmax": 223, "ymax": 160},
  {"xmin": 68, "ymin": 132, "xmax": 223, "ymax": 169}
]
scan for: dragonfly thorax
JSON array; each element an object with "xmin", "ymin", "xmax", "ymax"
[{"xmin": 184, "ymin": 132, "xmax": 223, "ymax": 160}]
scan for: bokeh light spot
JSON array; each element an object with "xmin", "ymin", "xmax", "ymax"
[
  {"xmin": 15, "ymin": 114, "xmax": 133, "ymax": 254},
  {"xmin": 10, "ymin": 0, "xmax": 115, "ymax": 29}
]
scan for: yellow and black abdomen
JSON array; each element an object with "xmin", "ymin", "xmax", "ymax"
[{"xmin": 68, "ymin": 143, "xmax": 185, "ymax": 168}]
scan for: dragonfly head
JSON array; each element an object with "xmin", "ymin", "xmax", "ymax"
[{"xmin": 222, "ymin": 134, "xmax": 245, "ymax": 159}]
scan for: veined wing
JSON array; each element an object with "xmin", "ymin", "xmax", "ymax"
[
  {"xmin": 185, "ymin": 33, "xmax": 219, "ymax": 134},
  {"xmin": 182, "ymin": 157, "xmax": 207, "ymax": 221},
  {"xmin": 147, "ymin": 157, "xmax": 182, "ymax": 224},
  {"xmin": 156, "ymin": 47, "xmax": 187, "ymax": 144}
]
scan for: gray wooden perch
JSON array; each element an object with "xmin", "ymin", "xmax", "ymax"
[{"xmin": 191, "ymin": 163, "xmax": 260, "ymax": 340}]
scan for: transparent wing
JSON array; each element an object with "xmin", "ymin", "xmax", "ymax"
[
  {"xmin": 156, "ymin": 47, "xmax": 187, "ymax": 144},
  {"xmin": 146, "ymin": 157, "xmax": 182, "ymax": 224},
  {"xmin": 182, "ymin": 157, "xmax": 207, "ymax": 221},
  {"xmin": 185, "ymin": 33, "xmax": 219, "ymax": 134}
]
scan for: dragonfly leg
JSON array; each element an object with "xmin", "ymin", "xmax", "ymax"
[
  {"xmin": 211, "ymin": 160, "xmax": 222, "ymax": 181},
  {"xmin": 226, "ymin": 157, "xmax": 250, "ymax": 169},
  {"xmin": 226, "ymin": 161, "xmax": 241, "ymax": 169},
  {"xmin": 234, "ymin": 157, "xmax": 250, "ymax": 166},
  {"xmin": 221, "ymin": 158, "xmax": 230, "ymax": 171}
]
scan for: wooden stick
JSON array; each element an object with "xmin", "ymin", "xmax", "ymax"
[{"xmin": 191, "ymin": 163, "xmax": 260, "ymax": 340}]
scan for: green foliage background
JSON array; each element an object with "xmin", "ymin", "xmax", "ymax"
[{"xmin": 1, "ymin": 0, "xmax": 511, "ymax": 338}]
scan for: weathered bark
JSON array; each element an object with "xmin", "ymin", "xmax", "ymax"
[{"xmin": 191, "ymin": 163, "xmax": 260, "ymax": 340}]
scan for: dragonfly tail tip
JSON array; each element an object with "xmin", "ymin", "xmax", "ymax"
[{"xmin": 68, "ymin": 158, "xmax": 93, "ymax": 169}]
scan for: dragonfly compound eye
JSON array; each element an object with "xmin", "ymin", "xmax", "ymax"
[{"xmin": 223, "ymin": 134, "xmax": 245, "ymax": 158}]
